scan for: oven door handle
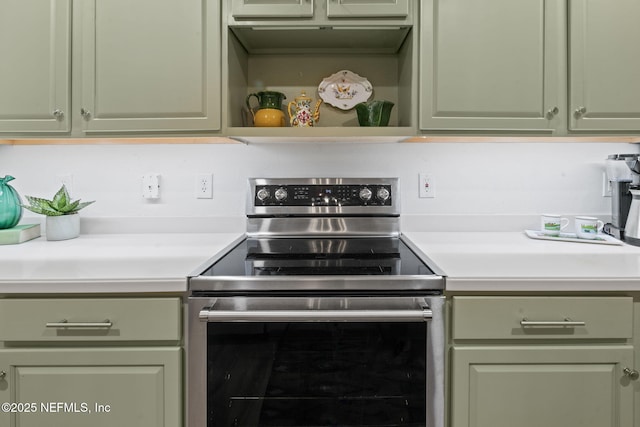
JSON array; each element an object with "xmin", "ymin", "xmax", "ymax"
[{"xmin": 199, "ymin": 300, "xmax": 433, "ymax": 323}]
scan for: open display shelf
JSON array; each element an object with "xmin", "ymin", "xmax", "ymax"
[{"xmin": 224, "ymin": 24, "xmax": 417, "ymax": 141}]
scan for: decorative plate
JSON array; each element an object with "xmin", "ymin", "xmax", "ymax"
[{"xmin": 318, "ymin": 70, "xmax": 373, "ymax": 110}]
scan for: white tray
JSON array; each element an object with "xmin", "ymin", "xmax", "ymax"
[{"xmin": 524, "ymin": 230, "xmax": 623, "ymax": 245}]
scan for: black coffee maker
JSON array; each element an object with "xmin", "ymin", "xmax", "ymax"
[{"xmin": 604, "ymin": 154, "xmax": 638, "ymax": 240}]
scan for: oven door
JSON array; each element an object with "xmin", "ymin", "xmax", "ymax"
[{"xmin": 188, "ymin": 296, "xmax": 444, "ymax": 427}]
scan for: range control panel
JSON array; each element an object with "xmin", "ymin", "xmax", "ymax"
[{"xmin": 254, "ymin": 184, "xmax": 393, "ymax": 207}]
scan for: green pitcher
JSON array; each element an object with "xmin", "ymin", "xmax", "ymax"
[
  {"xmin": 246, "ymin": 91, "xmax": 287, "ymax": 127},
  {"xmin": 0, "ymin": 175, "xmax": 23, "ymax": 229}
]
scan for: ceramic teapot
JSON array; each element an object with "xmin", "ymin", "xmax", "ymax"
[
  {"xmin": 287, "ymin": 91, "xmax": 322, "ymax": 127},
  {"xmin": 246, "ymin": 91, "xmax": 287, "ymax": 127}
]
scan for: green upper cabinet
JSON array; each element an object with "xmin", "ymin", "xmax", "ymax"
[
  {"xmin": 0, "ymin": 0, "xmax": 71, "ymax": 133},
  {"xmin": 230, "ymin": 0, "xmax": 410, "ymax": 21},
  {"xmin": 569, "ymin": 0, "xmax": 640, "ymax": 131},
  {"xmin": 420, "ymin": 0, "xmax": 565, "ymax": 132},
  {"xmin": 78, "ymin": 0, "xmax": 220, "ymax": 133},
  {"xmin": 0, "ymin": 0, "xmax": 220, "ymax": 136},
  {"xmin": 231, "ymin": 0, "xmax": 314, "ymax": 18},
  {"xmin": 326, "ymin": 0, "xmax": 409, "ymax": 17}
]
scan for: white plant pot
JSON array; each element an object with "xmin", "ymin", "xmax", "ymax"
[{"xmin": 46, "ymin": 214, "xmax": 80, "ymax": 241}]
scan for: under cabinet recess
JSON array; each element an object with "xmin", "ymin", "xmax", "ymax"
[
  {"xmin": 224, "ymin": 28, "xmax": 417, "ymax": 137},
  {"xmin": 222, "ymin": 0, "xmax": 418, "ymax": 139}
]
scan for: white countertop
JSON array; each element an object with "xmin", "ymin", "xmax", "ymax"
[
  {"xmin": 0, "ymin": 233, "xmax": 242, "ymax": 293},
  {"xmin": 404, "ymin": 231, "xmax": 640, "ymax": 292},
  {"xmin": 2, "ymin": 231, "xmax": 640, "ymax": 294}
]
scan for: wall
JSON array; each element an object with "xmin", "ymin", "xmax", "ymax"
[{"xmin": 0, "ymin": 141, "xmax": 635, "ymax": 233}]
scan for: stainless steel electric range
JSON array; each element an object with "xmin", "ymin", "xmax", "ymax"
[{"xmin": 188, "ymin": 178, "xmax": 445, "ymax": 427}]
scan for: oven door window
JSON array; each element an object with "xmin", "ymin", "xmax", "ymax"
[{"xmin": 207, "ymin": 322, "xmax": 426, "ymax": 427}]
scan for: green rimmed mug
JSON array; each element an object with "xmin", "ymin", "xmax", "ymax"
[{"xmin": 541, "ymin": 214, "xmax": 569, "ymax": 236}]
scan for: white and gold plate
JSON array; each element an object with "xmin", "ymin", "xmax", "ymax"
[{"xmin": 318, "ymin": 70, "xmax": 373, "ymax": 110}]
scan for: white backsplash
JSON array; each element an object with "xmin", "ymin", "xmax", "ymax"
[{"xmin": 0, "ymin": 141, "xmax": 636, "ymax": 233}]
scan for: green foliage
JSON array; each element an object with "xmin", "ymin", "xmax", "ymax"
[{"xmin": 22, "ymin": 185, "xmax": 94, "ymax": 216}]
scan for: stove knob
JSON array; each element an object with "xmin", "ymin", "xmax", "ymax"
[
  {"xmin": 256, "ymin": 188, "xmax": 270, "ymax": 202},
  {"xmin": 274, "ymin": 187, "xmax": 288, "ymax": 201},
  {"xmin": 359, "ymin": 187, "xmax": 372, "ymax": 201},
  {"xmin": 376, "ymin": 187, "xmax": 390, "ymax": 202}
]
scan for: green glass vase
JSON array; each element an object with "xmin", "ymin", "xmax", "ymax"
[{"xmin": 0, "ymin": 175, "xmax": 23, "ymax": 229}]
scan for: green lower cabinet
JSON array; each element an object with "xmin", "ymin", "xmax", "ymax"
[
  {"xmin": 0, "ymin": 347, "xmax": 181, "ymax": 427},
  {"xmin": 450, "ymin": 345, "xmax": 635, "ymax": 427}
]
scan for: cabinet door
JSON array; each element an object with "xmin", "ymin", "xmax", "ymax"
[
  {"xmin": 0, "ymin": 0, "xmax": 71, "ymax": 133},
  {"xmin": 420, "ymin": 0, "xmax": 565, "ymax": 132},
  {"xmin": 231, "ymin": 0, "xmax": 314, "ymax": 18},
  {"xmin": 326, "ymin": 0, "xmax": 409, "ymax": 18},
  {"xmin": 78, "ymin": 0, "xmax": 220, "ymax": 133},
  {"xmin": 569, "ymin": 0, "xmax": 640, "ymax": 131},
  {"xmin": 0, "ymin": 347, "xmax": 181, "ymax": 427},
  {"xmin": 450, "ymin": 346, "xmax": 635, "ymax": 427}
]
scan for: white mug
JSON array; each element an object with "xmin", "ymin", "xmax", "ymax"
[
  {"xmin": 541, "ymin": 214, "xmax": 569, "ymax": 236},
  {"xmin": 575, "ymin": 216, "xmax": 604, "ymax": 239}
]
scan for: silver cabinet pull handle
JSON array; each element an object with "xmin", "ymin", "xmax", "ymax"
[
  {"xmin": 574, "ymin": 106, "xmax": 587, "ymax": 118},
  {"xmin": 0, "ymin": 371, "xmax": 6, "ymax": 379},
  {"xmin": 546, "ymin": 106, "xmax": 559, "ymax": 119},
  {"xmin": 52, "ymin": 109, "xmax": 65, "ymax": 121},
  {"xmin": 520, "ymin": 318, "xmax": 585, "ymax": 327},
  {"xmin": 45, "ymin": 319, "xmax": 112, "ymax": 328},
  {"xmin": 80, "ymin": 108, "xmax": 92, "ymax": 120},
  {"xmin": 623, "ymin": 368, "xmax": 639, "ymax": 380}
]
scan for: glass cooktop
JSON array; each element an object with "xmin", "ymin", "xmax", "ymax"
[{"xmin": 199, "ymin": 237, "xmax": 436, "ymax": 277}]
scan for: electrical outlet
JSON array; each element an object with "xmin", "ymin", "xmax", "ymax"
[
  {"xmin": 196, "ymin": 173, "xmax": 213, "ymax": 199},
  {"xmin": 602, "ymin": 172, "xmax": 612, "ymax": 197},
  {"xmin": 142, "ymin": 173, "xmax": 160, "ymax": 199},
  {"xmin": 419, "ymin": 173, "xmax": 435, "ymax": 198}
]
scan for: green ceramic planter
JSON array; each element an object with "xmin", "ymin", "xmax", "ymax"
[
  {"xmin": 355, "ymin": 100, "xmax": 394, "ymax": 127},
  {"xmin": 0, "ymin": 175, "xmax": 23, "ymax": 229}
]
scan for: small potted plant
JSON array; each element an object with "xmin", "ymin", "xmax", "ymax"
[{"xmin": 22, "ymin": 185, "xmax": 94, "ymax": 241}]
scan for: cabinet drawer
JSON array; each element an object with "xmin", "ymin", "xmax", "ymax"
[
  {"xmin": 0, "ymin": 298, "xmax": 181, "ymax": 342},
  {"xmin": 452, "ymin": 296, "xmax": 633, "ymax": 340}
]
